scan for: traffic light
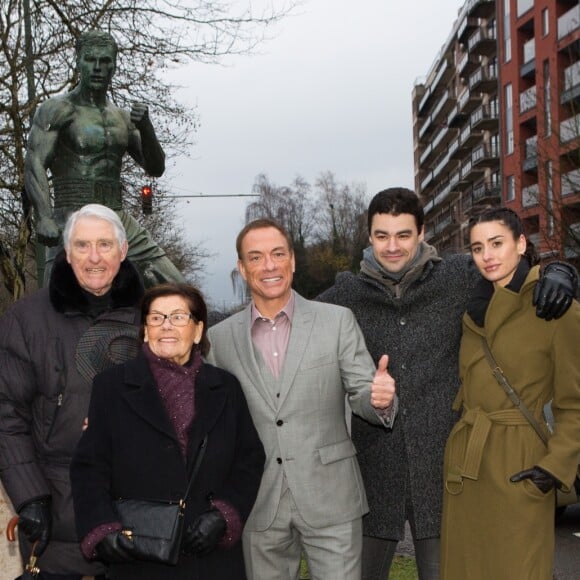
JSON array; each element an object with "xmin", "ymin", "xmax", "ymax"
[{"xmin": 141, "ymin": 185, "xmax": 153, "ymax": 215}]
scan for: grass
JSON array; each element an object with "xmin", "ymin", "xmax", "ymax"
[{"xmin": 299, "ymin": 554, "xmax": 418, "ymax": 579}]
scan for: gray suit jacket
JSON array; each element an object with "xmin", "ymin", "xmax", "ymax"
[{"xmin": 206, "ymin": 291, "xmax": 395, "ymax": 531}]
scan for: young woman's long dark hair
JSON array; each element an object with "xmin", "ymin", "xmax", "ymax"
[{"xmin": 468, "ymin": 207, "xmax": 539, "ymax": 266}]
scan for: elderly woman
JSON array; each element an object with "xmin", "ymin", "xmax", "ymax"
[
  {"xmin": 71, "ymin": 283, "xmax": 265, "ymax": 579},
  {"xmin": 440, "ymin": 208, "xmax": 580, "ymax": 580}
]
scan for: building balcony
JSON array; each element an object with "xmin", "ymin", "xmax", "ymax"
[
  {"xmin": 470, "ymin": 103, "xmax": 499, "ymax": 130},
  {"xmin": 520, "ymin": 85, "xmax": 537, "ymax": 114},
  {"xmin": 431, "ymin": 90, "xmax": 455, "ymax": 125},
  {"xmin": 420, "ymin": 171, "xmax": 434, "ymax": 192},
  {"xmin": 562, "ymin": 168, "xmax": 580, "ymax": 196},
  {"xmin": 417, "ymin": 60, "xmax": 452, "ymax": 115},
  {"xmin": 561, "ymin": 60, "xmax": 580, "ymax": 106},
  {"xmin": 467, "ymin": 0, "xmax": 495, "ymax": 19},
  {"xmin": 447, "ymin": 103, "xmax": 468, "ymax": 128},
  {"xmin": 471, "ymin": 182, "xmax": 502, "ymax": 205},
  {"xmin": 472, "ymin": 142, "xmax": 500, "ymax": 168},
  {"xmin": 561, "ymin": 113, "xmax": 580, "ymax": 143},
  {"xmin": 418, "ymin": 114, "xmax": 433, "ymax": 141},
  {"xmin": 558, "ymin": 5, "xmax": 579, "ymax": 41},
  {"xmin": 432, "ymin": 125, "xmax": 451, "ymax": 154},
  {"xmin": 433, "ymin": 151, "xmax": 451, "ymax": 179},
  {"xmin": 458, "ymin": 15, "xmax": 479, "ymax": 43},
  {"xmin": 522, "ymin": 183, "xmax": 540, "ymax": 207},
  {"xmin": 469, "ymin": 63, "xmax": 498, "ymax": 93},
  {"xmin": 457, "ymin": 51, "xmax": 481, "ymax": 76},
  {"xmin": 564, "ymin": 222, "xmax": 580, "ymax": 260},
  {"xmin": 460, "ymin": 122, "xmax": 483, "ymax": 148},
  {"xmin": 458, "ymin": 88, "xmax": 482, "ymax": 114},
  {"xmin": 426, "ymin": 209, "xmax": 459, "ymax": 241},
  {"xmin": 459, "ymin": 157, "xmax": 485, "ymax": 183},
  {"xmin": 419, "ymin": 143, "xmax": 433, "ymax": 166},
  {"xmin": 517, "ymin": 0, "xmax": 534, "ymax": 18},
  {"xmin": 467, "ymin": 26, "xmax": 497, "ymax": 56},
  {"xmin": 431, "ymin": 60, "xmax": 454, "ymax": 94},
  {"xmin": 523, "ymin": 135, "xmax": 538, "ymax": 173},
  {"xmin": 521, "ymin": 39, "xmax": 536, "ymax": 78}
]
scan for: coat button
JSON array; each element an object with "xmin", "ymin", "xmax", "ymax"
[
  {"xmin": 276, "ymin": 457, "xmax": 282, "ymax": 464},
  {"xmin": 276, "ymin": 420, "xmax": 284, "ymax": 426}
]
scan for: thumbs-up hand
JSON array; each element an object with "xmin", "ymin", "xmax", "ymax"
[{"xmin": 371, "ymin": 354, "xmax": 396, "ymax": 409}]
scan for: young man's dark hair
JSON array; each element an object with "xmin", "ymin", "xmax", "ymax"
[{"xmin": 367, "ymin": 187, "xmax": 425, "ymax": 234}]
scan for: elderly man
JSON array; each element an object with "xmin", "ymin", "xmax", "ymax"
[
  {"xmin": 24, "ymin": 29, "xmax": 183, "ymax": 286},
  {"xmin": 0, "ymin": 204, "xmax": 144, "ymax": 580},
  {"xmin": 207, "ymin": 218, "xmax": 397, "ymax": 580}
]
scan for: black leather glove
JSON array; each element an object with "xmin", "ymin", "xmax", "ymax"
[
  {"xmin": 18, "ymin": 498, "xmax": 52, "ymax": 555},
  {"xmin": 96, "ymin": 531, "xmax": 135, "ymax": 563},
  {"xmin": 510, "ymin": 465, "xmax": 560, "ymax": 494},
  {"xmin": 533, "ymin": 262, "xmax": 578, "ymax": 321},
  {"xmin": 182, "ymin": 509, "xmax": 226, "ymax": 556}
]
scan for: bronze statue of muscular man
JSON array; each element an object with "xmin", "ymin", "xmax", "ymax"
[{"xmin": 25, "ymin": 30, "xmax": 185, "ymax": 286}]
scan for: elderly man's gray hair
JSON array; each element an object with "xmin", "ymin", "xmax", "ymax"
[{"xmin": 62, "ymin": 204, "xmax": 127, "ymax": 251}]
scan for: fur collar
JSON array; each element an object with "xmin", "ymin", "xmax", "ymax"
[{"xmin": 49, "ymin": 250, "xmax": 144, "ymax": 314}]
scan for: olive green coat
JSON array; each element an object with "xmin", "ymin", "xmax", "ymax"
[{"xmin": 441, "ymin": 267, "xmax": 580, "ymax": 580}]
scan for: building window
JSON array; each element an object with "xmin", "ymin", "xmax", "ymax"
[
  {"xmin": 503, "ymin": 0, "xmax": 512, "ymax": 62},
  {"xmin": 544, "ymin": 60, "xmax": 551, "ymax": 136},
  {"xmin": 506, "ymin": 175, "xmax": 515, "ymax": 201},
  {"xmin": 505, "ymin": 83, "xmax": 514, "ymax": 154},
  {"xmin": 542, "ymin": 8, "xmax": 549, "ymax": 36}
]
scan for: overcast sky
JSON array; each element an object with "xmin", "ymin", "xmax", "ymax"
[{"xmin": 164, "ymin": 0, "xmax": 464, "ymax": 308}]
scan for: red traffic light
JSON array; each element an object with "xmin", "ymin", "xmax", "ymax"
[{"xmin": 141, "ymin": 185, "xmax": 153, "ymax": 214}]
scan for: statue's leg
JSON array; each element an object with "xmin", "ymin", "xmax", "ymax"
[
  {"xmin": 42, "ymin": 243, "xmax": 64, "ymax": 286},
  {"xmin": 118, "ymin": 210, "xmax": 186, "ymax": 287}
]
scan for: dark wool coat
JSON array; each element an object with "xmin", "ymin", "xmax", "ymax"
[
  {"xmin": 317, "ymin": 253, "xmax": 479, "ymax": 540},
  {"xmin": 70, "ymin": 354, "xmax": 265, "ymax": 580},
  {"xmin": 0, "ymin": 252, "xmax": 143, "ymax": 575},
  {"xmin": 441, "ymin": 268, "xmax": 580, "ymax": 580}
]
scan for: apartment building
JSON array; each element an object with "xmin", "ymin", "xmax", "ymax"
[{"xmin": 412, "ymin": 0, "xmax": 580, "ymax": 265}]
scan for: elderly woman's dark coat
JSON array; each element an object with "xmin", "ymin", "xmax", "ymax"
[{"xmin": 70, "ymin": 352, "xmax": 265, "ymax": 580}]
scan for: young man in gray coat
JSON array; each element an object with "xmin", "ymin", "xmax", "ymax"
[{"xmin": 317, "ymin": 187, "xmax": 577, "ymax": 580}]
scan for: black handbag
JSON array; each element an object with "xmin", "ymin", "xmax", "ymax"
[{"xmin": 114, "ymin": 435, "xmax": 207, "ymax": 565}]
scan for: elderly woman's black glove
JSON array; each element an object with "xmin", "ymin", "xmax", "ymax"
[
  {"xmin": 533, "ymin": 262, "xmax": 578, "ymax": 321},
  {"xmin": 18, "ymin": 498, "xmax": 52, "ymax": 555},
  {"xmin": 510, "ymin": 465, "xmax": 560, "ymax": 494},
  {"xmin": 182, "ymin": 509, "xmax": 226, "ymax": 556},
  {"xmin": 96, "ymin": 531, "xmax": 135, "ymax": 563}
]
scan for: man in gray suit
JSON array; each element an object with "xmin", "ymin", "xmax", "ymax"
[{"xmin": 207, "ymin": 218, "xmax": 397, "ymax": 580}]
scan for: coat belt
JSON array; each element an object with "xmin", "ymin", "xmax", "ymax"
[{"xmin": 445, "ymin": 407, "xmax": 530, "ymax": 495}]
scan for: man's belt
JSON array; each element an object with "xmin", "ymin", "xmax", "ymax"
[{"xmin": 52, "ymin": 178, "xmax": 123, "ymax": 210}]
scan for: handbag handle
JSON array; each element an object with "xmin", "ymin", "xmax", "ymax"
[{"xmin": 480, "ymin": 337, "xmax": 549, "ymax": 446}]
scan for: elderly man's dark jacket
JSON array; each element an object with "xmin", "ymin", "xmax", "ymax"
[
  {"xmin": 71, "ymin": 354, "xmax": 265, "ymax": 580},
  {"xmin": 317, "ymin": 252, "xmax": 478, "ymax": 540},
  {"xmin": 0, "ymin": 252, "xmax": 143, "ymax": 574}
]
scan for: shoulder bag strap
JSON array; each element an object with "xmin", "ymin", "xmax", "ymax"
[
  {"xmin": 182, "ymin": 434, "xmax": 208, "ymax": 503},
  {"xmin": 480, "ymin": 336, "xmax": 549, "ymax": 446}
]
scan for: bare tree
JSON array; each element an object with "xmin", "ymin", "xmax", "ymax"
[
  {"xmin": 0, "ymin": 0, "xmax": 296, "ymax": 301},
  {"xmin": 232, "ymin": 171, "xmax": 369, "ymax": 301}
]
